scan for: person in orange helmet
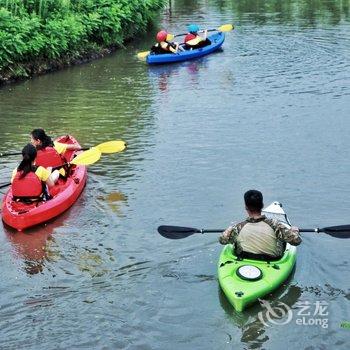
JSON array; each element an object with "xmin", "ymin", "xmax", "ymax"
[{"xmin": 151, "ymin": 30, "xmax": 183, "ymax": 54}]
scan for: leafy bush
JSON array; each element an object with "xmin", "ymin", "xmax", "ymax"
[{"xmin": 0, "ymin": 0, "xmax": 164, "ymax": 79}]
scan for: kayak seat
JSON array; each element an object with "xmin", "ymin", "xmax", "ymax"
[
  {"xmin": 236, "ymin": 251, "xmax": 282, "ymax": 262},
  {"xmin": 235, "ymin": 243, "xmax": 287, "ymax": 262}
]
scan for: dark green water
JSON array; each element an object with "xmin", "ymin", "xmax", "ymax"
[{"xmin": 0, "ymin": 0, "xmax": 349, "ymax": 349}]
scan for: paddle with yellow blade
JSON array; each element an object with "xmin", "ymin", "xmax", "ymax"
[
  {"xmin": 0, "ymin": 140, "xmax": 126, "ymax": 157},
  {"xmin": 95, "ymin": 140, "xmax": 126, "ymax": 154},
  {"xmin": 68, "ymin": 147, "xmax": 101, "ymax": 166},
  {"xmin": 167, "ymin": 24, "xmax": 234, "ymax": 40},
  {"xmin": 0, "ymin": 147, "xmax": 103, "ymax": 190},
  {"xmin": 136, "ymin": 25, "xmax": 233, "ymax": 59},
  {"xmin": 55, "ymin": 141, "xmax": 127, "ymax": 170}
]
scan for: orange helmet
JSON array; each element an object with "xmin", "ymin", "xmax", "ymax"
[{"xmin": 156, "ymin": 30, "xmax": 168, "ymax": 42}]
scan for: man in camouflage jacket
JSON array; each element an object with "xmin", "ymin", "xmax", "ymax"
[{"xmin": 219, "ymin": 190, "xmax": 301, "ymax": 259}]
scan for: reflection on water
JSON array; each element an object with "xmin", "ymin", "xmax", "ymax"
[
  {"xmin": 8, "ymin": 234, "xmax": 55, "ymax": 275},
  {"xmin": 3, "ymin": 213, "xmax": 70, "ymax": 275},
  {"xmin": 219, "ymin": 270, "xmax": 302, "ymax": 349},
  {"xmin": 228, "ymin": 0, "xmax": 349, "ymax": 26},
  {"xmin": 77, "ymin": 250, "xmax": 108, "ymax": 277},
  {"xmin": 173, "ymin": 0, "xmax": 350, "ymax": 27},
  {"xmin": 97, "ymin": 191, "xmax": 128, "ymax": 217},
  {"xmin": 148, "ymin": 58, "xmax": 212, "ymax": 91}
]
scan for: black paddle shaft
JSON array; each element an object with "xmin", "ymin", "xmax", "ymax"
[
  {"xmin": 0, "ymin": 152, "xmax": 22, "ymax": 157},
  {"xmin": 158, "ymin": 225, "xmax": 350, "ymax": 240},
  {"xmin": 0, "ymin": 182, "xmax": 11, "ymax": 189},
  {"xmin": 174, "ymin": 29, "xmax": 217, "ymax": 37}
]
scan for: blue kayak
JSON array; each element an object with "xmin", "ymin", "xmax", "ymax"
[{"xmin": 146, "ymin": 32, "xmax": 225, "ymax": 65}]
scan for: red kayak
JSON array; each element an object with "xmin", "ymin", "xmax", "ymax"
[{"xmin": 2, "ymin": 135, "xmax": 87, "ymax": 231}]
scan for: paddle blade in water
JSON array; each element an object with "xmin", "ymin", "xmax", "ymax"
[
  {"xmin": 97, "ymin": 140, "xmax": 126, "ymax": 154},
  {"xmin": 218, "ymin": 24, "xmax": 234, "ymax": 32},
  {"xmin": 322, "ymin": 225, "xmax": 350, "ymax": 238},
  {"xmin": 70, "ymin": 147, "xmax": 101, "ymax": 166},
  {"xmin": 157, "ymin": 225, "xmax": 201, "ymax": 239},
  {"xmin": 137, "ymin": 51, "xmax": 150, "ymax": 59}
]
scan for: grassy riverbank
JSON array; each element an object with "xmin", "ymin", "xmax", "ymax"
[{"xmin": 0, "ymin": 0, "xmax": 164, "ymax": 85}]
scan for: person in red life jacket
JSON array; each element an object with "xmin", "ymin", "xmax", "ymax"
[
  {"xmin": 151, "ymin": 30, "xmax": 183, "ymax": 54},
  {"xmin": 11, "ymin": 144, "xmax": 61, "ymax": 202},
  {"xmin": 30, "ymin": 128, "xmax": 79, "ymax": 168},
  {"xmin": 184, "ymin": 24, "xmax": 210, "ymax": 50}
]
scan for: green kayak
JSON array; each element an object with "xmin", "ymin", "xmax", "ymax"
[{"xmin": 218, "ymin": 202, "xmax": 297, "ymax": 312}]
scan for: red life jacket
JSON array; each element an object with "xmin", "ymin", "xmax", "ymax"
[
  {"xmin": 36, "ymin": 147, "xmax": 64, "ymax": 167},
  {"xmin": 12, "ymin": 171, "xmax": 43, "ymax": 198},
  {"xmin": 184, "ymin": 33, "xmax": 197, "ymax": 43}
]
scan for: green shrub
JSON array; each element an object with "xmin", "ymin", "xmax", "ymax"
[{"xmin": 0, "ymin": 0, "xmax": 165, "ymax": 79}]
